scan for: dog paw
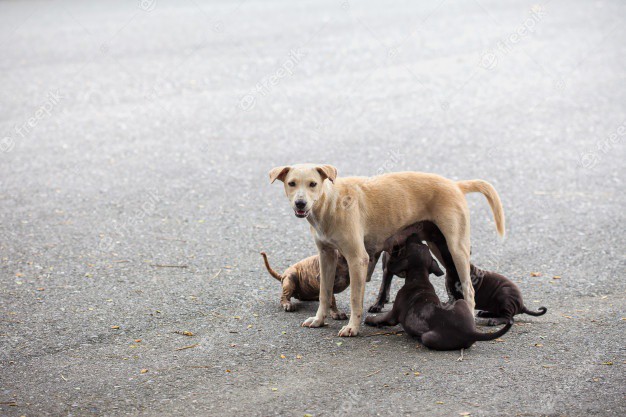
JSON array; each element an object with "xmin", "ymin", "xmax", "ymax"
[
  {"xmin": 338, "ymin": 323, "xmax": 359, "ymax": 337},
  {"xmin": 301, "ymin": 316, "xmax": 326, "ymax": 328},
  {"xmin": 367, "ymin": 304, "xmax": 383, "ymax": 313},
  {"xmin": 282, "ymin": 303, "xmax": 295, "ymax": 312},
  {"xmin": 331, "ymin": 311, "xmax": 348, "ymax": 321}
]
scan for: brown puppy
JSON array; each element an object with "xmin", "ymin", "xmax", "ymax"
[
  {"xmin": 260, "ymin": 252, "xmax": 349, "ymax": 320},
  {"xmin": 365, "ymin": 235, "xmax": 513, "ymax": 350},
  {"xmin": 368, "ymin": 221, "xmax": 547, "ymax": 325}
]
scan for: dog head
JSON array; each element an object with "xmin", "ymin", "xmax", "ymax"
[
  {"xmin": 269, "ymin": 163, "xmax": 337, "ymax": 218},
  {"xmin": 387, "ymin": 234, "xmax": 444, "ymax": 278}
]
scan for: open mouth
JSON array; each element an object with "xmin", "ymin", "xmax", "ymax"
[{"xmin": 294, "ymin": 209, "xmax": 309, "ymax": 218}]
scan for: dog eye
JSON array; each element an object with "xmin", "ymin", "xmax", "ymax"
[
  {"xmin": 309, "ymin": 182, "xmax": 317, "ymax": 187},
  {"xmin": 288, "ymin": 181, "xmax": 296, "ymax": 187}
]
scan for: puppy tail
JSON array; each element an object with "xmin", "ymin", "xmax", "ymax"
[
  {"xmin": 522, "ymin": 306, "xmax": 547, "ymax": 316},
  {"xmin": 472, "ymin": 319, "xmax": 513, "ymax": 341},
  {"xmin": 457, "ymin": 179, "xmax": 506, "ymax": 238},
  {"xmin": 260, "ymin": 251, "xmax": 283, "ymax": 282}
]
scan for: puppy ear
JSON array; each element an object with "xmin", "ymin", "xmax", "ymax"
[
  {"xmin": 315, "ymin": 164, "xmax": 338, "ymax": 183},
  {"xmin": 430, "ymin": 258, "xmax": 444, "ymax": 277},
  {"xmin": 269, "ymin": 166, "xmax": 291, "ymax": 184},
  {"xmin": 388, "ymin": 257, "xmax": 409, "ymax": 275}
]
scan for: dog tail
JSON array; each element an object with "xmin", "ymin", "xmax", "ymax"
[
  {"xmin": 522, "ymin": 306, "xmax": 547, "ymax": 316},
  {"xmin": 457, "ymin": 179, "xmax": 506, "ymax": 238},
  {"xmin": 260, "ymin": 251, "xmax": 283, "ymax": 281},
  {"xmin": 471, "ymin": 319, "xmax": 513, "ymax": 341}
]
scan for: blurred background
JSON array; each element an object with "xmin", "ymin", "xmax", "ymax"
[{"xmin": 1, "ymin": 0, "xmax": 624, "ymax": 416}]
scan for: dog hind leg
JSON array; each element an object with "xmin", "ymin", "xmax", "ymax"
[
  {"xmin": 368, "ymin": 252, "xmax": 393, "ymax": 313},
  {"xmin": 437, "ymin": 211, "xmax": 475, "ymax": 312}
]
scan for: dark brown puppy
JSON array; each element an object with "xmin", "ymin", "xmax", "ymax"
[
  {"xmin": 369, "ymin": 221, "xmax": 453, "ymax": 313},
  {"xmin": 369, "ymin": 221, "xmax": 547, "ymax": 325},
  {"xmin": 447, "ymin": 266, "xmax": 547, "ymax": 325},
  {"xmin": 365, "ymin": 235, "xmax": 512, "ymax": 350},
  {"xmin": 260, "ymin": 252, "xmax": 349, "ymax": 320}
]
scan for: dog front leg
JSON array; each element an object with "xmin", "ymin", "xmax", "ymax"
[
  {"xmin": 281, "ymin": 276, "xmax": 296, "ymax": 311},
  {"xmin": 338, "ymin": 249, "xmax": 369, "ymax": 337},
  {"xmin": 302, "ymin": 245, "xmax": 337, "ymax": 328}
]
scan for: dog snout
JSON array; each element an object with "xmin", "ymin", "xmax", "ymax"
[{"xmin": 295, "ymin": 200, "xmax": 307, "ymax": 210}]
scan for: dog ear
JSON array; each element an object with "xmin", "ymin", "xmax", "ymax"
[
  {"xmin": 269, "ymin": 166, "xmax": 291, "ymax": 184},
  {"xmin": 315, "ymin": 164, "xmax": 337, "ymax": 183},
  {"xmin": 430, "ymin": 258, "xmax": 444, "ymax": 277},
  {"xmin": 387, "ymin": 257, "xmax": 409, "ymax": 275}
]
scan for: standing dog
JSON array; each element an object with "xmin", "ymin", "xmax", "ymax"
[
  {"xmin": 368, "ymin": 221, "xmax": 546, "ymax": 325},
  {"xmin": 260, "ymin": 251, "xmax": 349, "ymax": 320},
  {"xmin": 269, "ymin": 164, "xmax": 505, "ymax": 337},
  {"xmin": 365, "ymin": 235, "xmax": 513, "ymax": 350}
]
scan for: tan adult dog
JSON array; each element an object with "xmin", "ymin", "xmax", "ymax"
[{"xmin": 269, "ymin": 164, "xmax": 505, "ymax": 337}]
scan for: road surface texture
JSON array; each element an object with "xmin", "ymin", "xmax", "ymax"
[{"xmin": 1, "ymin": 0, "xmax": 624, "ymax": 416}]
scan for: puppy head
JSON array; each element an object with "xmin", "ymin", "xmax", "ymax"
[
  {"xmin": 269, "ymin": 163, "xmax": 337, "ymax": 218},
  {"xmin": 387, "ymin": 234, "xmax": 444, "ymax": 278}
]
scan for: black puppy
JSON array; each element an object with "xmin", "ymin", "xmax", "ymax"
[
  {"xmin": 369, "ymin": 221, "xmax": 546, "ymax": 326},
  {"xmin": 447, "ymin": 266, "xmax": 547, "ymax": 326},
  {"xmin": 365, "ymin": 234, "xmax": 512, "ymax": 350}
]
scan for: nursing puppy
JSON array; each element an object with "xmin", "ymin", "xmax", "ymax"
[
  {"xmin": 269, "ymin": 164, "xmax": 505, "ymax": 337},
  {"xmin": 260, "ymin": 252, "xmax": 349, "ymax": 320},
  {"xmin": 365, "ymin": 235, "xmax": 512, "ymax": 350},
  {"xmin": 368, "ymin": 221, "xmax": 547, "ymax": 325},
  {"xmin": 446, "ymin": 266, "xmax": 547, "ymax": 326}
]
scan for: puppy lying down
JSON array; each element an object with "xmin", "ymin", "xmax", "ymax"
[
  {"xmin": 260, "ymin": 251, "xmax": 349, "ymax": 320},
  {"xmin": 365, "ymin": 234, "xmax": 512, "ymax": 350}
]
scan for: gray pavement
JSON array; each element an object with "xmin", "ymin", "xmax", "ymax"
[{"xmin": 1, "ymin": 0, "xmax": 625, "ymax": 416}]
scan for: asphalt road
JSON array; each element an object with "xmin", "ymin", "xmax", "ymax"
[{"xmin": 1, "ymin": 0, "xmax": 625, "ymax": 416}]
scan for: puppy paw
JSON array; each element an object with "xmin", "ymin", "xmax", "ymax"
[
  {"xmin": 474, "ymin": 317, "xmax": 491, "ymax": 326},
  {"xmin": 486, "ymin": 318, "xmax": 508, "ymax": 326},
  {"xmin": 331, "ymin": 311, "xmax": 348, "ymax": 321},
  {"xmin": 301, "ymin": 316, "xmax": 326, "ymax": 328},
  {"xmin": 364, "ymin": 315, "xmax": 385, "ymax": 327},
  {"xmin": 282, "ymin": 302, "xmax": 296, "ymax": 312},
  {"xmin": 364, "ymin": 316, "xmax": 377, "ymax": 327},
  {"xmin": 338, "ymin": 323, "xmax": 359, "ymax": 337},
  {"xmin": 367, "ymin": 304, "xmax": 383, "ymax": 313}
]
